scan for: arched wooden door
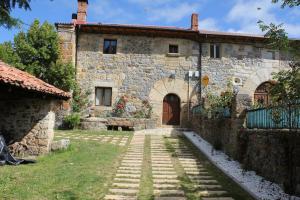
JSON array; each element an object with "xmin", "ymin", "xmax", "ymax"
[
  {"xmin": 163, "ymin": 94, "xmax": 180, "ymax": 125},
  {"xmin": 254, "ymin": 82, "xmax": 273, "ymax": 106}
]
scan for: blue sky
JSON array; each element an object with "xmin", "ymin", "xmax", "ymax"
[{"xmin": 0, "ymin": 0, "xmax": 300, "ymax": 43}]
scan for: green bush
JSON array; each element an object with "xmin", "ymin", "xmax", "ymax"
[{"xmin": 63, "ymin": 113, "xmax": 81, "ymax": 129}]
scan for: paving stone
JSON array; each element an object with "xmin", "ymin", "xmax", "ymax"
[
  {"xmin": 153, "ymin": 184, "xmax": 180, "ymax": 189},
  {"xmin": 201, "ymin": 198, "xmax": 234, "ymax": 200},
  {"xmin": 109, "ymin": 188, "xmax": 138, "ymax": 195},
  {"xmin": 154, "ymin": 197, "xmax": 186, "ymax": 200},
  {"xmin": 154, "ymin": 189, "xmax": 185, "ymax": 197},
  {"xmin": 194, "ymin": 185, "xmax": 223, "ymax": 189},
  {"xmin": 152, "ymin": 171, "xmax": 177, "ymax": 175},
  {"xmin": 104, "ymin": 195, "xmax": 137, "ymax": 200},
  {"xmin": 198, "ymin": 191, "xmax": 228, "ymax": 197},
  {"xmin": 153, "ymin": 175, "xmax": 178, "ymax": 179},
  {"xmin": 112, "ymin": 183, "xmax": 140, "ymax": 188},
  {"xmin": 188, "ymin": 175, "xmax": 213, "ymax": 180},
  {"xmin": 154, "ymin": 179, "xmax": 180, "ymax": 184}
]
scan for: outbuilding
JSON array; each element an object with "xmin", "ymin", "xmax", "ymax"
[{"xmin": 0, "ymin": 60, "xmax": 71, "ymax": 156}]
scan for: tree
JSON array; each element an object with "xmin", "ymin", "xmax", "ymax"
[
  {"xmin": 0, "ymin": 0, "xmax": 31, "ymax": 29},
  {"xmin": 0, "ymin": 19, "xmax": 75, "ymax": 91},
  {"xmin": 258, "ymin": 1, "xmax": 300, "ymax": 194},
  {"xmin": 272, "ymin": 0, "xmax": 300, "ymax": 7}
]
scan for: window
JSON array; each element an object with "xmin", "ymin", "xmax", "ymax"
[
  {"xmin": 169, "ymin": 45, "xmax": 179, "ymax": 53},
  {"xmin": 103, "ymin": 39, "xmax": 117, "ymax": 54},
  {"xmin": 210, "ymin": 44, "xmax": 221, "ymax": 59},
  {"xmin": 266, "ymin": 51, "xmax": 276, "ymax": 60},
  {"xmin": 95, "ymin": 87, "xmax": 112, "ymax": 106}
]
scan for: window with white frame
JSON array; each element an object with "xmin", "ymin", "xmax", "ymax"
[
  {"xmin": 210, "ymin": 44, "xmax": 221, "ymax": 59},
  {"xmin": 95, "ymin": 87, "xmax": 112, "ymax": 106}
]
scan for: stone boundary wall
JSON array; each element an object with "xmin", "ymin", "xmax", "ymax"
[
  {"xmin": 190, "ymin": 115, "xmax": 300, "ymax": 196},
  {"xmin": 0, "ymin": 98, "xmax": 58, "ymax": 156}
]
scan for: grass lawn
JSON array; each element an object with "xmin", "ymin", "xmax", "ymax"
[{"xmin": 0, "ymin": 130, "xmax": 132, "ymax": 200}]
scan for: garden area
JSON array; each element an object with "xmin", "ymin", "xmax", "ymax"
[{"xmin": 0, "ymin": 130, "xmax": 133, "ymax": 200}]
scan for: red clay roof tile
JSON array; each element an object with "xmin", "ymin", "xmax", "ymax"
[{"xmin": 0, "ymin": 60, "xmax": 71, "ymax": 99}]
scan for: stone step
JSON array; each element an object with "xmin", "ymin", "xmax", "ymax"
[
  {"xmin": 153, "ymin": 175, "xmax": 178, "ymax": 179},
  {"xmin": 117, "ymin": 170, "xmax": 141, "ymax": 174},
  {"xmin": 193, "ymin": 180, "xmax": 218, "ymax": 184},
  {"xmin": 114, "ymin": 178, "xmax": 140, "ymax": 183},
  {"xmin": 152, "ymin": 171, "xmax": 177, "ymax": 175},
  {"xmin": 152, "ymin": 164, "xmax": 173, "ymax": 167},
  {"xmin": 112, "ymin": 183, "xmax": 140, "ymax": 188},
  {"xmin": 104, "ymin": 195, "xmax": 137, "ymax": 200},
  {"xmin": 116, "ymin": 174, "xmax": 141, "ymax": 178},
  {"xmin": 154, "ymin": 179, "xmax": 180, "ymax": 184},
  {"xmin": 195, "ymin": 185, "xmax": 223, "ymax": 190},
  {"xmin": 154, "ymin": 197, "xmax": 186, "ymax": 200},
  {"xmin": 152, "ymin": 167, "xmax": 174, "ymax": 171},
  {"xmin": 185, "ymin": 171, "xmax": 209, "ymax": 175},
  {"xmin": 119, "ymin": 167, "xmax": 141, "ymax": 170},
  {"xmin": 201, "ymin": 198, "xmax": 234, "ymax": 200},
  {"xmin": 154, "ymin": 189, "xmax": 185, "ymax": 197},
  {"xmin": 153, "ymin": 184, "xmax": 180, "ymax": 189},
  {"xmin": 188, "ymin": 175, "xmax": 213, "ymax": 180},
  {"xmin": 109, "ymin": 188, "xmax": 138, "ymax": 195},
  {"xmin": 198, "ymin": 191, "xmax": 228, "ymax": 197}
]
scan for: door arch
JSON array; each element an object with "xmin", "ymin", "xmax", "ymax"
[
  {"xmin": 162, "ymin": 94, "xmax": 180, "ymax": 125},
  {"xmin": 254, "ymin": 82, "xmax": 273, "ymax": 106}
]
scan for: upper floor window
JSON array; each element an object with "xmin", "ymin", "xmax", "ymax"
[
  {"xmin": 103, "ymin": 39, "xmax": 117, "ymax": 54},
  {"xmin": 95, "ymin": 87, "xmax": 112, "ymax": 106},
  {"xmin": 210, "ymin": 44, "xmax": 221, "ymax": 59},
  {"xmin": 169, "ymin": 45, "xmax": 179, "ymax": 54}
]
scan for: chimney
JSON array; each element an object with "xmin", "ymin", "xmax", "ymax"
[
  {"xmin": 191, "ymin": 13, "xmax": 199, "ymax": 31},
  {"xmin": 77, "ymin": 0, "xmax": 88, "ymax": 23}
]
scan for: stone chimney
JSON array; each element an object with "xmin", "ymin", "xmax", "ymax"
[
  {"xmin": 191, "ymin": 13, "xmax": 199, "ymax": 31},
  {"xmin": 77, "ymin": 0, "xmax": 88, "ymax": 23}
]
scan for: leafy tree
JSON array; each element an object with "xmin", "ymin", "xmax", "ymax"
[
  {"xmin": 272, "ymin": 0, "xmax": 300, "ymax": 7},
  {"xmin": 258, "ymin": 1, "xmax": 300, "ymax": 194},
  {"xmin": 0, "ymin": 19, "xmax": 75, "ymax": 91},
  {"xmin": 0, "ymin": 0, "xmax": 31, "ymax": 29}
]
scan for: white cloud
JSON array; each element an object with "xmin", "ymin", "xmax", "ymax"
[
  {"xmin": 147, "ymin": 3, "xmax": 199, "ymax": 23},
  {"xmin": 200, "ymin": 18, "xmax": 219, "ymax": 31},
  {"xmin": 226, "ymin": 0, "xmax": 300, "ymax": 37}
]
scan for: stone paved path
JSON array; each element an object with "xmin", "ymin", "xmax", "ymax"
[
  {"xmin": 55, "ymin": 133, "xmax": 130, "ymax": 146},
  {"xmin": 167, "ymin": 138, "xmax": 235, "ymax": 200},
  {"xmin": 151, "ymin": 135, "xmax": 186, "ymax": 200},
  {"xmin": 104, "ymin": 134, "xmax": 145, "ymax": 200}
]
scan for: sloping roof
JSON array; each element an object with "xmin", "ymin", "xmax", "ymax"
[
  {"xmin": 55, "ymin": 22, "xmax": 267, "ymax": 41},
  {"xmin": 0, "ymin": 60, "xmax": 71, "ymax": 99}
]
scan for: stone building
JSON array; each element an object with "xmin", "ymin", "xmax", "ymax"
[
  {"xmin": 0, "ymin": 61, "xmax": 70, "ymax": 156},
  {"xmin": 56, "ymin": 0, "xmax": 290, "ymax": 127}
]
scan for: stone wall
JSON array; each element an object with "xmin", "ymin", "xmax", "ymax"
[
  {"xmin": 191, "ymin": 114, "xmax": 300, "ymax": 196},
  {"xmin": 75, "ymin": 33, "xmax": 201, "ymax": 126},
  {"xmin": 0, "ymin": 98, "xmax": 58, "ymax": 156}
]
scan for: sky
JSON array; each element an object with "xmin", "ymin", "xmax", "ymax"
[{"xmin": 0, "ymin": 0, "xmax": 300, "ymax": 43}]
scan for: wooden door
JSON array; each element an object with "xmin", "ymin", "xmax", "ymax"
[
  {"xmin": 254, "ymin": 82, "xmax": 273, "ymax": 106},
  {"xmin": 163, "ymin": 94, "xmax": 180, "ymax": 125}
]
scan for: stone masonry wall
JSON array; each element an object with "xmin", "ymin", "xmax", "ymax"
[
  {"xmin": 76, "ymin": 33, "xmax": 201, "ymax": 126},
  {"xmin": 0, "ymin": 98, "xmax": 57, "ymax": 156},
  {"xmin": 191, "ymin": 114, "xmax": 300, "ymax": 195}
]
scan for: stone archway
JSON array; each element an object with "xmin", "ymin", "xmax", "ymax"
[
  {"xmin": 149, "ymin": 78, "xmax": 195, "ymax": 127},
  {"xmin": 236, "ymin": 68, "xmax": 278, "ymax": 114}
]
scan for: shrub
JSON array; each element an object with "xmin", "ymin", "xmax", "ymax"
[{"xmin": 63, "ymin": 113, "xmax": 80, "ymax": 129}]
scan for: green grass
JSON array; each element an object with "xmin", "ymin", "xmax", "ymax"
[
  {"xmin": 164, "ymin": 136, "xmax": 255, "ymax": 200},
  {"xmin": 55, "ymin": 129, "xmax": 133, "ymax": 136},
  {"xmin": 0, "ymin": 130, "xmax": 132, "ymax": 200}
]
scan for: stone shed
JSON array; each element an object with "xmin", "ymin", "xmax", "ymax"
[{"xmin": 0, "ymin": 61, "xmax": 71, "ymax": 156}]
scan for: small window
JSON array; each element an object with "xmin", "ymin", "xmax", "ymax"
[
  {"xmin": 95, "ymin": 87, "xmax": 112, "ymax": 106},
  {"xmin": 103, "ymin": 39, "xmax": 117, "ymax": 54},
  {"xmin": 169, "ymin": 45, "xmax": 179, "ymax": 54},
  {"xmin": 210, "ymin": 44, "xmax": 221, "ymax": 59},
  {"xmin": 266, "ymin": 51, "xmax": 276, "ymax": 60}
]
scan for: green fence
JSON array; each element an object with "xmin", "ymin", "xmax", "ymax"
[{"xmin": 246, "ymin": 104, "xmax": 300, "ymax": 129}]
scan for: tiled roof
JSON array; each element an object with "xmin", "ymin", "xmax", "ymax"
[{"xmin": 0, "ymin": 60, "xmax": 71, "ymax": 99}]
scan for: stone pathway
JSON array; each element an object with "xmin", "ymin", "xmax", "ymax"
[
  {"xmin": 104, "ymin": 134, "xmax": 145, "ymax": 200},
  {"xmin": 167, "ymin": 138, "xmax": 235, "ymax": 200},
  {"xmin": 151, "ymin": 135, "xmax": 186, "ymax": 200},
  {"xmin": 55, "ymin": 133, "xmax": 130, "ymax": 146}
]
